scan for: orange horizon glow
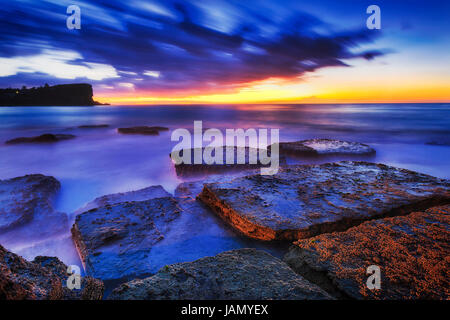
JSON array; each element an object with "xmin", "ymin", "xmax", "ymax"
[
  {"xmin": 95, "ymin": 95, "xmax": 450, "ymax": 106},
  {"xmin": 95, "ymin": 85, "xmax": 450, "ymax": 105},
  {"xmin": 94, "ymin": 62, "xmax": 450, "ymax": 105},
  {"xmin": 95, "ymin": 78, "xmax": 450, "ymax": 105}
]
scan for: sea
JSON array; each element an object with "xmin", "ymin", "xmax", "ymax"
[{"xmin": 0, "ymin": 103, "xmax": 449, "ymax": 275}]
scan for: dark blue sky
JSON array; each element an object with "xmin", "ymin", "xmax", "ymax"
[{"xmin": 0, "ymin": 0, "xmax": 448, "ymax": 102}]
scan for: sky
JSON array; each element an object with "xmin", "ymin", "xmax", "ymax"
[{"xmin": 0, "ymin": 0, "xmax": 449, "ymax": 104}]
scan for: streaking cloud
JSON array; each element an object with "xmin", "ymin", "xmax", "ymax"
[
  {"xmin": 0, "ymin": 49, "xmax": 119, "ymax": 80},
  {"xmin": 0, "ymin": 0, "xmax": 383, "ymax": 92}
]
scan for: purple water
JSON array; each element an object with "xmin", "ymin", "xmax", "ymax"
[{"xmin": 0, "ymin": 103, "xmax": 449, "ymax": 271}]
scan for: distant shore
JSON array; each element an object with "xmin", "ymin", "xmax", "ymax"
[{"xmin": 0, "ymin": 83, "xmax": 108, "ymax": 106}]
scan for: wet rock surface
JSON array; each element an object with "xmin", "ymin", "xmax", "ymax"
[
  {"xmin": 171, "ymin": 146, "xmax": 285, "ymax": 177},
  {"xmin": 284, "ymin": 205, "xmax": 450, "ymax": 300},
  {"xmin": 74, "ymin": 185, "xmax": 171, "ymax": 214},
  {"xmin": 272, "ymin": 139, "xmax": 375, "ymax": 157},
  {"xmin": 71, "ymin": 195, "xmax": 282, "ymax": 282},
  {"xmin": 0, "ymin": 244, "xmax": 103, "ymax": 300},
  {"xmin": 175, "ymin": 170, "xmax": 259, "ymax": 198},
  {"xmin": 0, "ymin": 174, "xmax": 62, "ymax": 233},
  {"xmin": 117, "ymin": 126, "xmax": 169, "ymax": 135},
  {"xmin": 5, "ymin": 133, "xmax": 76, "ymax": 145},
  {"xmin": 72, "ymin": 197, "xmax": 182, "ymax": 281},
  {"xmin": 198, "ymin": 161, "xmax": 449, "ymax": 241},
  {"xmin": 108, "ymin": 248, "xmax": 332, "ymax": 300}
]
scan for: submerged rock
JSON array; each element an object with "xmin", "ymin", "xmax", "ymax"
[
  {"xmin": 425, "ymin": 141, "xmax": 450, "ymax": 147},
  {"xmin": 0, "ymin": 244, "xmax": 103, "ymax": 300},
  {"xmin": 0, "ymin": 174, "xmax": 68, "ymax": 251},
  {"xmin": 0, "ymin": 174, "xmax": 61, "ymax": 232},
  {"xmin": 5, "ymin": 133, "xmax": 75, "ymax": 145},
  {"xmin": 108, "ymin": 248, "xmax": 332, "ymax": 300},
  {"xmin": 271, "ymin": 139, "xmax": 375, "ymax": 157},
  {"xmin": 11, "ymin": 235, "xmax": 81, "ymax": 266},
  {"xmin": 170, "ymin": 146, "xmax": 285, "ymax": 177},
  {"xmin": 78, "ymin": 124, "xmax": 109, "ymax": 129},
  {"xmin": 117, "ymin": 126, "xmax": 169, "ymax": 135},
  {"xmin": 284, "ymin": 205, "xmax": 450, "ymax": 300},
  {"xmin": 198, "ymin": 161, "xmax": 449, "ymax": 241},
  {"xmin": 74, "ymin": 185, "xmax": 171, "ymax": 214}
]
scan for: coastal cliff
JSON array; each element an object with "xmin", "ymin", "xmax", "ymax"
[{"xmin": 0, "ymin": 83, "xmax": 104, "ymax": 106}]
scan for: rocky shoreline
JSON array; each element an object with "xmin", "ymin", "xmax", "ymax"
[
  {"xmin": 198, "ymin": 162, "xmax": 449, "ymax": 241},
  {"xmin": 1, "ymin": 139, "xmax": 449, "ymax": 300},
  {"xmin": 284, "ymin": 205, "xmax": 450, "ymax": 299},
  {"xmin": 108, "ymin": 248, "xmax": 332, "ymax": 300},
  {"xmin": 270, "ymin": 138, "xmax": 376, "ymax": 157},
  {"xmin": 0, "ymin": 244, "xmax": 103, "ymax": 300}
]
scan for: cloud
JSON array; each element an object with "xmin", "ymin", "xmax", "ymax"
[
  {"xmin": 117, "ymin": 82, "xmax": 135, "ymax": 90},
  {"xmin": 143, "ymin": 70, "xmax": 161, "ymax": 78},
  {"xmin": 0, "ymin": 0, "xmax": 385, "ymax": 93},
  {"xmin": 0, "ymin": 49, "xmax": 120, "ymax": 80}
]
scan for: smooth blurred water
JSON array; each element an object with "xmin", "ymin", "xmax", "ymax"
[{"xmin": 0, "ymin": 103, "xmax": 449, "ymax": 269}]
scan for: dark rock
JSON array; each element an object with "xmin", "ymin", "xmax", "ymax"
[
  {"xmin": 74, "ymin": 185, "xmax": 171, "ymax": 214},
  {"xmin": 425, "ymin": 141, "xmax": 450, "ymax": 147},
  {"xmin": 284, "ymin": 205, "xmax": 450, "ymax": 300},
  {"xmin": 0, "ymin": 244, "xmax": 103, "ymax": 300},
  {"xmin": 0, "ymin": 244, "xmax": 63, "ymax": 300},
  {"xmin": 78, "ymin": 124, "xmax": 109, "ymax": 129},
  {"xmin": 271, "ymin": 139, "xmax": 375, "ymax": 157},
  {"xmin": 170, "ymin": 146, "xmax": 285, "ymax": 177},
  {"xmin": 32, "ymin": 256, "xmax": 104, "ymax": 300},
  {"xmin": 117, "ymin": 126, "xmax": 169, "ymax": 135},
  {"xmin": 198, "ymin": 161, "xmax": 449, "ymax": 241},
  {"xmin": 108, "ymin": 248, "xmax": 332, "ymax": 300},
  {"xmin": 0, "ymin": 174, "xmax": 61, "ymax": 233},
  {"xmin": 5, "ymin": 133, "xmax": 75, "ymax": 145}
]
